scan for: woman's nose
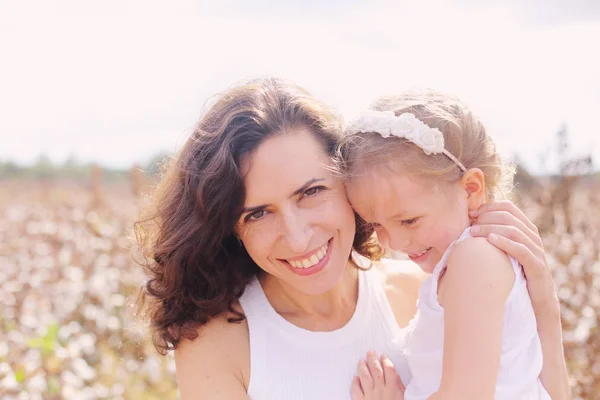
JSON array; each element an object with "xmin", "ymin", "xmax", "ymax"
[{"xmin": 282, "ymin": 209, "xmax": 314, "ymax": 254}]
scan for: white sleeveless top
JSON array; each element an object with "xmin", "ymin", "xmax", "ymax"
[
  {"xmin": 239, "ymin": 260, "xmax": 411, "ymax": 400},
  {"xmin": 399, "ymin": 228, "xmax": 551, "ymax": 399}
]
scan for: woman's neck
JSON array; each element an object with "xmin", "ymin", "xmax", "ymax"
[{"xmin": 259, "ymin": 265, "xmax": 359, "ymax": 330}]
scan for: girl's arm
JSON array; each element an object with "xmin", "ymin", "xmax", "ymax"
[
  {"xmin": 352, "ymin": 240, "xmax": 513, "ymax": 400},
  {"xmin": 431, "ymin": 238, "xmax": 514, "ymax": 400},
  {"xmin": 470, "ymin": 201, "xmax": 570, "ymax": 399}
]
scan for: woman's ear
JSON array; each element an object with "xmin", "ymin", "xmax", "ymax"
[{"xmin": 461, "ymin": 168, "xmax": 486, "ymax": 211}]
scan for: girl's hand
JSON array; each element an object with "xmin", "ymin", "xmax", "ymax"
[
  {"xmin": 351, "ymin": 352, "xmax": 405, "ymax": 400},
  {"xmin": 469, "ymin": 200, "xmax": 559, "ymax": 317}
]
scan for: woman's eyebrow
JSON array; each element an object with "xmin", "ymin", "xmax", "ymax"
[{"xmin": 241, "ymin": 178, "xmax": 326, "ymax": 214}]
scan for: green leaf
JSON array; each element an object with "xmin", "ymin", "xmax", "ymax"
[{"xmin": 15, "ymin": 367, "xmax": 26, "ymax": 383}]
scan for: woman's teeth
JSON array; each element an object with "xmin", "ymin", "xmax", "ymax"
[{"xmin": 288, "ymin": 242, "xmax": 329, "ymax": 269}]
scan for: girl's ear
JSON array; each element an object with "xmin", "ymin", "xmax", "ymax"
[{"xmin": 460, "ymin": 168, "xmax": 486, "ymax": 211}]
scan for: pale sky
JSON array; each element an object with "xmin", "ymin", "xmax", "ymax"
[{"xmin": 1, "ymin": 0, "xmax": 599, "ymax": 173}]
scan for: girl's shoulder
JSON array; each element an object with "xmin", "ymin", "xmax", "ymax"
[
  {"xmin": 372, "ymin": 258, "xmax": 428, "ymax": 328},
  {"xmin": 438, "ymin": 237, "xmax": 515, "ymax": 305}
]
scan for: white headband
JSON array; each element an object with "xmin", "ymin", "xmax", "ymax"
[{"xmin": 346, "ymin": 110, "xmax": 466, "ymax": 172}]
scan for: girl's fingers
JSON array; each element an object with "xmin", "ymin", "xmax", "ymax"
[
  {"xmin": 472, "ymin": 200, "xmax": 539, "ymax": 235},
  {"xmin": 357, "ymin": 360, "xmax": 374, "ymax": 393},
  {"xmin": 472, "ymin": 210, "xmax": 543, "ymax": 248},
  {"xmin": 381, "ymin": 354, "xmax": 403, "ymax": 390},
  {"xmin": 366, "ymin": 351, "xmax": 385, "ymax": 386},
  {"xmin": 351, "ymin": 376, "xmax": 365, "ymax": 400}
]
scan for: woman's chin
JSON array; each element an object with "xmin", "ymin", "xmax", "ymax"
[{"xmin": 294, "ymin": 256, "xmax": 350, "ymax": 295}]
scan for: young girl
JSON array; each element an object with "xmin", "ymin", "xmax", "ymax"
[{"xmin": 339, "ymin": 90, "xmax": 552, "ymax": 399}]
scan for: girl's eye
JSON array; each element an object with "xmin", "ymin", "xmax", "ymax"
[
  {"xmin": 303, "ymin": 186, "xmax": 324, "ymax": 197},
  {"xmin": 402, "ymin": 218, "xmax": 419, "ymax": 227},
  {"xmin": 246, "ymin": 209, "xmax": 267, "ymax": 222}
]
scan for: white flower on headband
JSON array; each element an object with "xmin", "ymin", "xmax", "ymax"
[
  {"xmin": 346, "ymin": 110, "xmax": 466, "ymax": 171},
  {"xmin": 346, "ymin": 111, "xmax": 445, "ymax": 154}
]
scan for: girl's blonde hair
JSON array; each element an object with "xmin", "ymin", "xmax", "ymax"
[{"xmin": 338, "ymin": 89, "xmax": 514, "ymax": 201}]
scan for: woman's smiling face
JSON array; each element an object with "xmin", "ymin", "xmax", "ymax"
[{"xmin": 236, "ymin": 126, "xmax": 357, "ymax": 295}]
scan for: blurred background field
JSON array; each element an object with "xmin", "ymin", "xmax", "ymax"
[{"xmin": 0, "ymin": 131, "xmax": 599, "ymax": 399}]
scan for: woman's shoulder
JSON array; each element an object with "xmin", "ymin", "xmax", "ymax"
[
  {"xmin": 372, "ymin": 257, "xmax": 428, "ymax": 328},
  {"xmin": 374, "ymin": 257, "xmax": 428, "ymax": 291},
  {"xmin": 174, "ymin": 303, "xmax": 250, "ymax": 398}
]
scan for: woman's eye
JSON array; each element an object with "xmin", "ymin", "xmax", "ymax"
[
  {"xmin": 303, "ymin": 186, "xmax": 324, "ymax": 197},
  {"xmin": 246, "ymin": 209, "xmax": 267, "ymax": 222}
]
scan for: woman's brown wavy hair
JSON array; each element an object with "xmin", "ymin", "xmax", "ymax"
[{"xmin": 135, "ymin": 77, "xmax": 383, "ymax": 354}]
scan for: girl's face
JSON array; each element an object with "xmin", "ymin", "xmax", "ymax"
[
  {"xmin": 346, "ymin": 165, "xmax": 473, "ymax": 273},
  {"xmin": 235, "ymin": 127, "xmax": 357, "ymax": 295}
]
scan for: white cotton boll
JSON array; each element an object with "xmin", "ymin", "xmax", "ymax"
[
  {"xmin": 71, "ymin": 208, "xmax": 84, "ymax": 222},
  {"xmin": 0, "ymin": 342, "xmax": 7, "ymax": 359},
  {"xmin": 19, "ymin": 314, "xmax": 39, "ymax": 330},
  {"xmin": 55, "ymin": 346, "xmax": 68, "ymax": 359},
  {"xmin": 32, "ymin": 242, "xmax": 52, "ymax": 256},
  {"xmin": 57, "ymin": 247, "xmax": 72, "ymax": 266},
  {"xmin": 1, "ymin": 373, "xmax": 19, "ymax": 390},
  {"xmin": 93, "ymin": 383, "xmax": 111, "ymax": 398},
  {"xmin": 79, "ymin": 333, "xmax": 96, "ymax": 356},
  {"xmin": 61, "ymin": 369, "xmax": 83, "ymax": 388},
  {"xmin": 24, "ymin": 349, "xmax": 42, "ymax": 373},
  {"xmin": 72, "ymin": 358, "xmax": 96, "ymax": 381},
  {"xmin": 29, "ymin": 392, "xmax": 44, "ymax": 400},
  {"xmin": 66, "ymin": 266, "xmax": 84, "ymax": 282},
  {"xmin": 80, "ymin": 387, "xmax": 97, "ymax": 398},
  {"xmin": 59, "ymin": 325, "xmax": 73, "ymax": 341},
  {"xmin": 5, "ymin": 280, "xmax": 23, "ymax": 293},
  {"xmin": 67, "ymin": 340, "xmax": 82, "ymax": 359},
  {"xmin": 83, "ymin": 304, "xmax": 97, "ymax": 321},
  {"xmin": 2, "ymin": 306, "xmax": 15, "ymax": 320},
  {"xmin": 112, "ymin": 383, "xmax": 125, "ymax": 396},
  {"xmin": 572, "ymin": 318, "xmax": 594, "ymax": 343},
  {"xmin": 66, "ymin": 321, "xmax": 82, "ymax": 336},
  {"xmin": 26, "ymin": 221, "xmax": 40, "ymax": 235},
  {"xmin": 92, "ymin": 309, "xmax": 109, "ymax": 332},
  {"xmin": 1, "ymin": 291, "xmax": 17, "ymax": 307},
  {"xmin": 8, "ymin": 330, "xmax": 25, "ymax": 346},
  {"xmin": 94, "ymin": 254, "xmax": 112, "ymax": 270},
  {"xmin": 18, "ymin": 391, "xmax": 31, "ymax": 400},
  {"xmin": 141, "ymin": 357, "xmax": 161, "ymax": 383},
  {"xmin": 37, "ymin": 255, "xmax": 55, "ymax": 269},
  {"xmin": 0, "ymin": 362, "xmax": 11, "ymax": 375},
  {"xmin": 107, "ymin": 316, "xmax": 120, "ymax": 331},
  {"xmin": 29, "ymin": 271, "xmax": 45, "ymax": 289},
  {"xmin": 27, "ymin": 372, "xmax": 48, "ymax": 393},
  {"xmin": 126, "ymin": 359, "xmax": 139, "ymax": 372},
  {"xmin": 109, "ymin": 294, "xmax": 126, "ymax": 308},
  {"xmin": 6, "ymin": 205, "xmax": 26, "ymax": 222},
  {"xmin": 61, "ymin": 384, "xmax": 79, "ymax": 399}
]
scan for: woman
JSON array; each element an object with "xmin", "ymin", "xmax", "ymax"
[{"xmin": 135, "ymin": 77, "xmax": 568, "ymax": 399}]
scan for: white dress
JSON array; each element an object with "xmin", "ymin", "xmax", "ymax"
[
  {"xmin": 399, "ymin": 228, "xmax": 551, "ymax": 399},
  {"xmin": 238, "ymin": 257, "xmax": 411, "ymax": 400}
]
